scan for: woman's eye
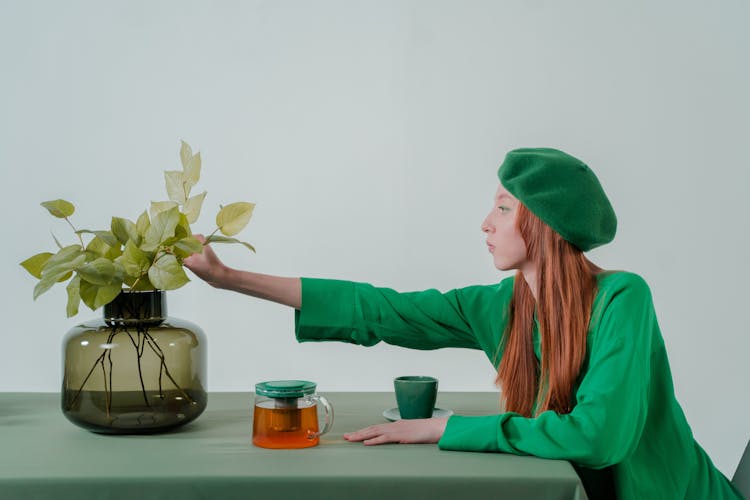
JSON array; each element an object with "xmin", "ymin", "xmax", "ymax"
[{"xmin": 498, "ymin": 206, "xmax": 508, "ymax": 212}]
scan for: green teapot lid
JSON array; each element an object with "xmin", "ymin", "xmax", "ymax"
[{"xmin": 255, "ymin": 380, "xmax": 317, "ymax": 398}]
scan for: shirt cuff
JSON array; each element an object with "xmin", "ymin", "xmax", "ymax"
[
  {"xmin": 438, "ymin": 413, "xmax": 521, "ymax": 453},
  {"xmin": 294, "ymin": 277, "xmax": 358, "ymax": 343}
]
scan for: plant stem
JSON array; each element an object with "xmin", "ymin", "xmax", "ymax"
[
  {"xmin": 204, "ymin": 227, "xmax": 220, "ymax": 244},
  {"xmin": 136, "ymin": 329, "xmax": 149, "ymax": 406},
  {"xmin": 144, "ymin": 332, "xmax": 194, "ymax": 403},
  {"xmin": 68, "ymin": 350, "xmax": 107, "ymax": 408},
  {"xmin": 130, "ymin": 275, "xmax": 143, "ymax": 291},
  {"xmin": 100, "ymin": 356, "xmax": 109, "ymax": 419},
  {"xmin": 122, "ymin": 299, "xmax": 152, "ymax": 408},
  {"xmin": 97, "ymin": 329, "xmax": 117, "ymax": 419},
  {"xmin": 65, "ymin": 216, "xmax": 85, "ymax": 248},
  {"xmin": 146, "ymin": 338, "xmax": 165, "ymax": 397},
  {"xmin": 106, "ymin": 344, "xmax": 114, "ymax": 413},
  {"xmin": 125, "ymin": 331, "xmax": 138, "ymax": 350}
]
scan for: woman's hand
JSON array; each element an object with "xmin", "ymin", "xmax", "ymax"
[
  {"xmin": 343, "ymin": 417, "xmax": 449, "ymax": 446},
  {"xmin": 183, "ymin": 234, "xmax": 230, "ymax": 289},
  {"xmin": 183, "ymin": 237, "xmax": 301, "ymax": 307}
]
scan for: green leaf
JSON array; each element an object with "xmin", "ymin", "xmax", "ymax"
[
  {"xmin": 79, "ymin": 279, "xmax": 122, "ymax": 310},
  {"xmin": 148, "ymin": 254, "xmax": 189, "ymax": 290},
  {"xmin": 136, "ymin": 210, "xmax": 150, "ymax": 238},
  {"xmin": 117, "ymin": 240, "xmax": 151, "ymax": 278},
  {"xmin": 41, "ymin": 199, "xmax": 75, "ymax": 218},
  {"xmin": 184, "ymin": 152, "xmax": 201, "ymax": 189},
  {"xmin": 20, "ymin": 252, "xmax": 54, "ymax": 279},
  {"xmin": 121, "ymin": 274, "xmax": 137, "ymax": 288},
  {"xmin": 129, "ymin": 274, "xmax": 155, "ymax": 291},
  {"xmin": 76, "ymin": 229, "xmax": 119, "ymax": 248},
  {"xmin": 160, "ymin": 227, "xmax": 190, "ymax": 251},
  {"xmin": 76, "ymin": 258, "xmax": 121, "ymax": 286},
  {"xmin": 183, "ymin": 191, "xmax": 206, "ymax": 224},
  {"xmin": 33, "ymin": 276, "xmax": 57, "ymax": 300},
  {"xmin": 150, "ymin": 200, "xmax": 179, "ymax": 219},
  {"xmin": 216, "ymin": 202, "xmax": 255, "ymax": 237},
  {"xmin": 66, "ymin": 275, "xmax": 81, "ymax": 317},
  {"xmin": 86, "ymin": 237, "xmax": 106, "ymax": 256},
  {"xmin": 173, "ymin": 236, "xmax": 204, "ymax": 258},
  {"xmin": 42, "ymin": 245, "xmax": 84, "ymax": 273},
  {"xmin": 173, "ymin": 213, "xmax": 191, "ymax": 242},
  {"xmin": 111, "ymin": 217, "xmax": 139, "ymax": 246},
  {"xmin": 56, "ymin": 271, "xmax": 73, "ymax": 283},
  {"xmin": 206, "ymin": 235, "xmax": 256, "ymax": 253},
  {"xmin": 106, "ymin": 246, "xmax": 122, "ymax": 260},
  {"xmin": 142, "ymin": 206, "xmax": 180, "ymax": 252},
  {"xmin": 34, "ymin": 253, "xmax": 86, "ymax": 299},
  {"xmin": 165, "ymin": 170, "xmax": 186, "ymax": 204},
  {"xmin": 86, "ymin": 235, "xmax": 120, "ymax": 259},
  {"xmin": 180, "ymin": 140, "xmax": 193, "ymax": 168}
]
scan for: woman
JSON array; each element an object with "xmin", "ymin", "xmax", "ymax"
[{"xmin": 184, "ymin": 148, "xmax": 741, "ymax": 499}]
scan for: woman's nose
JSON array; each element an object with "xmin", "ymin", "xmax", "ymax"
[{"xmin": 481, "ymin": 217, "xmax": 492, "ymax": 233}]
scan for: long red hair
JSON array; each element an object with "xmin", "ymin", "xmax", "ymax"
[{"xmin": 495, "ymin": 202, "xmax": 599, "ymax": 417}]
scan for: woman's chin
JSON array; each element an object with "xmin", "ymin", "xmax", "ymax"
[
  {"xmin": 493, "ymin": 260, "xmax": 511, "ymax": 271},
  {"xmin": 493, "ymin": 258, "xmax": 519, "ymax": 272}
]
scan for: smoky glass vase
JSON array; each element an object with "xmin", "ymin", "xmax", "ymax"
[{"xmin": 62, "ymin": 290, "xmax": 207, "ymax": 434}]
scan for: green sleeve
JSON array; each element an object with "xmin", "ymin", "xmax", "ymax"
[
  {"xmin": 439, "ymin": 274, "xmax": 654, "ymax": 469},
  {"xmin": 294, "ymin": 277, "xmax": 499, "ymax": 350}
]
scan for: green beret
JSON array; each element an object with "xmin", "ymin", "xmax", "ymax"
[{"xmin": 497, "ymin": 148, "xmax": 617, "ymax": 251}]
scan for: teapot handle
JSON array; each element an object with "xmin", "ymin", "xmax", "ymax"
[{"xmin": 308, "ymin": 394, "xmax": 334, "ymax": 439}]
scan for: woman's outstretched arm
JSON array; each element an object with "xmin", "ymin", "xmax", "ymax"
[{"xmin": 183, "ymin": 235, "xmax": 301, "ymax": 309}]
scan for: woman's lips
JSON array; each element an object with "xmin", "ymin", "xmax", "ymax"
[{"xmin": 487, "ymin": 243, "xmax": 495, "ymax": 252}]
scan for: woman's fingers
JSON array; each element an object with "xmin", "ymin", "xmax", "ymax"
[
  {"xmin": 344, "ymin": 418, "xmax": 449, "ymax": 446},
  {"xmin": 363, "ymin": 434, "xmax": 393, "ymax": 446},
  {"xmin": 345, "ymin": 424, "xmax": 399, "ymax": 445},
  {"xmin": 182, "ymin": 233, "xmax": 229, "ymax": 288},
  {"xmin": 343, "ymin": 425, "xmax": 385, "ymax": 442}
]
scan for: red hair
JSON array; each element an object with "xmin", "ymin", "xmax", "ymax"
[{"xmin": 495, "ymin": 202, "xmax": 599, "ymax": 417}]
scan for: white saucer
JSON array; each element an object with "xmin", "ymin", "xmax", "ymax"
[{"xmin": 382, "ymin": 407, "xmax": 453, "ymax": 421}]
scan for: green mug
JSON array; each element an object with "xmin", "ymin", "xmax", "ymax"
[{"xmin": 394, "ymin": 376, "xmax": 438, "ymax": 419}]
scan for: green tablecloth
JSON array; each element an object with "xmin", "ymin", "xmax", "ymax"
[{"xmin": 0, "ymin": 392, "xmax": 588, "ymax": 499}]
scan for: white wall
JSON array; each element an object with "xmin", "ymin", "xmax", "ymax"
[{"xmin": 1, "ymin": 0, "xmax": 748, "ymax": 476}]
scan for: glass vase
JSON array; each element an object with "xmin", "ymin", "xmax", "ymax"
[{"xmin": 61, "ymin": 290, "xmax": 207, "ymax": 434}]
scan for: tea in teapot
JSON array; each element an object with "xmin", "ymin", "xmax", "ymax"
[{"xmin": 252, "ymin": 380, "xmax": 333, "ymax": 449}]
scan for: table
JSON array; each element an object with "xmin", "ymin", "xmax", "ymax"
[{"xmin": 0, "ymin": 392, "xmax": 588, "ymax": 499}]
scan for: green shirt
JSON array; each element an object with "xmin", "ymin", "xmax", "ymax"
[{"xmin": 294, "ymin": 271, "xmax": 741, "ymax": 499}]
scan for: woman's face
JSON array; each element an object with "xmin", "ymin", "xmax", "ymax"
[{"xmin": 481, "ymin": 184, "xmax": 529, "ymax": 271}]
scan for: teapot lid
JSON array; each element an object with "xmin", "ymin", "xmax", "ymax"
[{"xmin": 255, "ymin": 380, "xmax": 316, "ymax": 398}]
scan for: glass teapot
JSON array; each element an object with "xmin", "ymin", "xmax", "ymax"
[{"xmin": 252, "ymin": 380, "xmax": 333, "ymax": 449}]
